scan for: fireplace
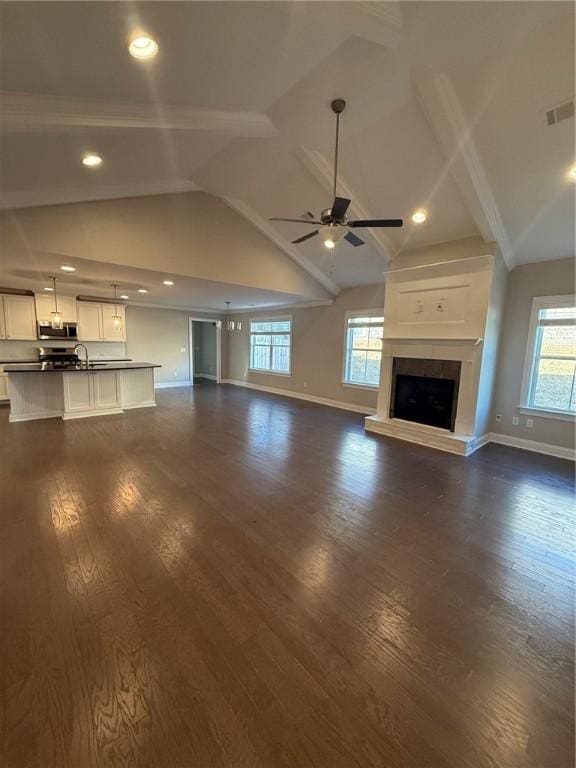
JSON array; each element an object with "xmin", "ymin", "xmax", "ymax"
[{"xmin": 390, "ymin": 358, "xmax": 461, "ymax": 432}]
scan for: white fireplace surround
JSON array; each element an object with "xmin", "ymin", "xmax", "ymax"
[
  {"xmin": 365, "ymin": 254, "xmax": 497, "ymax": 456},
  {"xmin": 366, "ymin": 338, "xmax": 485, "ymax": 455}
]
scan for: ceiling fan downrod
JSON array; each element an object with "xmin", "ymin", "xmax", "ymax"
[{"xmin": 331, "ymin": 99, "xmax": 346, "ymax": 202}]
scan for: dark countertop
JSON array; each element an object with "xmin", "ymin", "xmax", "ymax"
[
  {"xmin": 0, "ymin": 358, "xmax": 132, "ymax": 364},
  {"xmin": 4, "ymin": 362, "xmax": 160, "ymax": 373}
]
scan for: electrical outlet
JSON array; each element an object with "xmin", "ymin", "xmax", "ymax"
[
  {"xmin": 495, "ymin": 413, "xmax": 502, "ymax": 422},
  {"xmin": 526, "ymin": 418, "xmax": 534, "ymax": 428},
  {"xmin": 173, "ymin": 370, "xmax": 178, "ymax": 378},
  {"xmin": 180, "ymin": 347, "xmax": 186, "ymax": 353},
  {"xmin": 303, "ymin": 381, "xmax": 308, "ymax": 388},
  {"xmin": 512, "ymin": 416, "xmax": 519, "ymax": 426}
]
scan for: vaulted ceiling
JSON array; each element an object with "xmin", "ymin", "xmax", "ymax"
[{"xmin": 0, "ymin": 1, "xmax": 574, "ymax": 301}]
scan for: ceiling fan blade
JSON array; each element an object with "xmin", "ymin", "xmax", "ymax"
[
  {"xmin": 344, "ymin": 231, "xmax": 365, "ymax": 247},
  {"xmin": 348, "ymin": 218, "xmax": 403, "ymax": 228},
  {"xmin": 292, "ymin": 230, "xmax": 319, "ymax": 244},
  {"xmin": 331, "ymin": 196, "xmax": 351, "ymax": 220},
  {"xmin": 270, "ymin": 217, "xmax": 323, "ymax": 224}
]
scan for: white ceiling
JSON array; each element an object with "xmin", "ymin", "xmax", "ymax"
[{"xmin": 0, "ymin": 1, "xmax": 574, "ymax": 302}]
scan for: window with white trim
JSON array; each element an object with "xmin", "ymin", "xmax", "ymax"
[
  {"xmin": 249, "ymin": 318, "xmax": 292, "ymax": 375},
  {"xmin": 522, "ymin": 296, "xmax": 576, "ymax": 415},
  {"xmin": 343, "ymin": 313, "xmax": 384, "ymax": 388}
]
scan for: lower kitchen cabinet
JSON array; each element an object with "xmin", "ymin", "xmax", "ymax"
[{"xmin": 63, "ymin": 370, "xmax": 121, "ymax": 417}]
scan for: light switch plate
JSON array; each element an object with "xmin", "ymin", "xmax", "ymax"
[{"xmin": 512, "ymin": 416, "xmax": 519, "ymax": 426}]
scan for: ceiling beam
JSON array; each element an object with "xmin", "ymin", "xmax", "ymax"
[
  {"xmin": 0, "ymin": 179, "xmax": 199, "ymax": 211},
  {"xmin": 413, "ymin": 72, "xmax": 513, "ymax": 268},
  {"xmin": 222, "ymin": 196, "xmax": 340, "ymax": 297},
  {"xmin": 0, "ymin": 91, "xmax": 277, "ymax": 138},
  {"xmin": 298, "ymin": 146, "xmax": 396, "ymax": 263}
]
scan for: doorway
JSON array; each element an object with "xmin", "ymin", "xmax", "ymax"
[{"xmin": 189, "ymin": 318, "xmax": 222, "ymax": 385}]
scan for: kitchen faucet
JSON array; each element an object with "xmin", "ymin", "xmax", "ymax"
[{"xmin": 73, "ymin": 343, "xmax": 89, "ymax": 368}]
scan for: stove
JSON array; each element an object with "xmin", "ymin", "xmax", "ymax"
[{"xmin": 37, "ymin": 347, "xmax": 80, "ymax": 368}]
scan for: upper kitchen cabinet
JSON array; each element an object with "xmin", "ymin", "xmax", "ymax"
[
  {"xmin": 101, "ymin": 303, "xmax": 126, "ymax": 342},
  {"xmin": 35, "ymin": 293, "xmax": 77, "ymax": 324},
  {"xmin": 77, "ymin": 301, "xmax": 126, "ymax": 342},
  {"xmin": 1, "ymin": 294, "xmax": 37, "ymax": 340}
]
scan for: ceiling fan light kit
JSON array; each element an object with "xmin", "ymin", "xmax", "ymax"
[{"xmin": 269, "ymin": 98, "xmax": 403, "ymax": 249}]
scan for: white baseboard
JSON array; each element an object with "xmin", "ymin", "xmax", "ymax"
[
  {"xmin": 222, "ymin": 379, "xmax": 376, "ymax": 415},
  {"xmin": 487, "ymin": 432, "xmax": 575, "ymax": 461},
  {"xmin": 155, "ymin": 380, "xmax": 192, "ymax": 389},
  {"xmin": 194, "ymin": 374, "xmax": 217, "ymax": 381}
]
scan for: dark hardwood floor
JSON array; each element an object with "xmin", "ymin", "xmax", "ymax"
[{"xmin": 1, "ymin": 383, "xmax": 574, "ymax": 768}]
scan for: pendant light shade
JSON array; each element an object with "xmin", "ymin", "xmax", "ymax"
[
  {"xmin": 110, "ymin": 284, "xmax": 123, "ymax": 331},
  {"xmin": 49, "ymin": 276, "xmax": 64, "ymax": 330},
  {"xmin": 224, "ymin": 301, "xmax": 242, "ymax": 332}
]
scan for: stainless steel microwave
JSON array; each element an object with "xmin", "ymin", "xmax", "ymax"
[{"xmin": 37, "ymin": 321, "xmax": 78, "ymax": 341}]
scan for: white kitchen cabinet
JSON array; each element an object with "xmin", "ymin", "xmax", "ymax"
[
  {"xmin": 35, "ymin": 294, "xmax": 77, "ymax": 323},
  {"xmin": 0, "ymin": 302, "xmax": 5, "ymax": 339},
  {"xmin": 62, "ymin": 370, "xmax": 120, "ymax": 417},
  {"xmin": 101, "ymin": 303, "xmax": 126, "ymax": 342},
  {"xmin": 2, "ymin": 295, "xmax": 37, "ymax": 340},
  {"xmin": 77, "ymin": 301, "xmax": 104, "ymax": 341},
  {"xmin": 77, "ymin": 301, "xmax": 126, "ymax": 342},
  {"xmin": 0, "ymin": 373, "xmax": 9, "ymax": 401}
]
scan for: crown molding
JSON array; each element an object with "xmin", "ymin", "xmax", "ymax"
[
  {"xmin": 413, "ymin": 72, "xmax": 513, "ymax": 268},
  {"xmin": 0, "ymin": 178, "xmax": 200, "ymax": 211},
  {"xmin": 0, "ymin": 91, "xmax": 277, "ymax": 138},
  {"xmin": 297, "ymin": 146, "xmax": 396, "ymax": 264},
  {"xmin": 221, "ymin": 195, "xmax": 340, "ymax": 297},
  {"xmin": 228, "ymin": 299, "xmax": 333, "ymax": 314}
]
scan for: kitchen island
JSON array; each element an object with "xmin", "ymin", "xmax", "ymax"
[{"xmin": 4, "ymin": 362, "xmax": 160, "ymax": 422}]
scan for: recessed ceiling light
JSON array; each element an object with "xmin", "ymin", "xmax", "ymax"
[
  {"xmin": 411, "ymin": 209, "xmax": 427, "ymax": 224},
  {"xmin": 81, "ymin": 153, "xmax": 102, "ymax": 168},
  {"xmin": 60, "ymin": 265, "xmax": 76, "ymax": 272},
  {"xmin": 129, "ymin": 35, "xmax": 158, "ymax": 60},
  {"xmin": 137, "ymin": 288, "xmax": 148, "ymax": 293},
  {"xmin": 120, "ymin": 294, "xmax": 129, "ymax": 300},
  {"xmin": 568, "ymin": 165, "xmax": 576, "ymax": 182},
  {"xmin": 162, "ymin": 280, "xmax": 174, "ymax": 286},
  {"xmin": 44, "ymin": 286, "xmax": 54, "ymax": 291}
]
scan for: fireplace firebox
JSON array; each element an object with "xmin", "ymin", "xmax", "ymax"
[{"xmin": 390, "ymin": 358, "xmax": 461, "ymax": 432}]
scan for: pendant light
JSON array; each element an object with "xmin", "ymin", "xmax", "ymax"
[
  {"xmin": 49, "ymin": 276, "xmax": 64, "ymax": 329},
  {"xmin": 111, "ymin": 284, "xmax": 122, "ymax": 331},
  {"xmin": 224, "ymin": 301, "xmax": 242, "ymax": 332}
]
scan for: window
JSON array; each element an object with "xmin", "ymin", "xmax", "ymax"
[
  {"xmin": 521, "ymin": 296, "xmax": 576, "ymax": 416},
  {"xmin": 343, "ymin": 312, "xmax": 384, "ymax": 388},
  {"xmin": 249, "ymin": 318, "xmax": 292, "ymax": 375}
]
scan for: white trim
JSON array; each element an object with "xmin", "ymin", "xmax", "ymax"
[
  {"xmin": 488, "ymin": 432, "xmax": 575, "ymax": 461},
  {"xmin": 519, "ymin": 406, "xmax": 575, "ymax": 423},
  {"xmin": 9, "ymin": 410, "xmax": 61, "ymax": 423},
  {"xmin": 221, "ymin": 196, "xmax": 340, "ymax": 296},
  {"xmin": 129, "ymin": 301, "xmax": 223, "ymax": 315},
  {"xmin": 228, "ymin": 299, "xmax": 333, "ymax": 314},
  {"xmin": 520, "ymin": 294, "xmax": 576, "ymax": 413},
  {"xmin": 154, "ymin": 380, "xmax": 192, "ymax": 389},
  {"xmin": 189, "ymin": 317, "xmax": 222, "ymax": 384},
  {"xmin": 194, "ymin": 374, "xmax": 217, "ymax": 381},
  {"xmin": 62, "ymin": 407, "xmax": 123, "ymax": 420},
  {"xmin": 1, "ymin": 91, "xmax": 276, "ymax": 137},
  {"xmin": 222, "ymin": 379, "xmax": 376, "ymax": 415},
  {"xmin": 122, "ymin": 401, "xmax": 156, "ymax": 410},
  {"xmin": 342, "ymin": 382, "xmax": 379, "ymax": 392}
]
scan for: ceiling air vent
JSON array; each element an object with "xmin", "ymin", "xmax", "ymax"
[{"xmin": 546, "ymin": 99, "xmax": 574, "ymax": 126}]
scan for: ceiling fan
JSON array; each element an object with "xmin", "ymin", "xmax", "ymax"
[{"xmin": 269, "ymin": 99, "xmax": 403, "ymax": 249}]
